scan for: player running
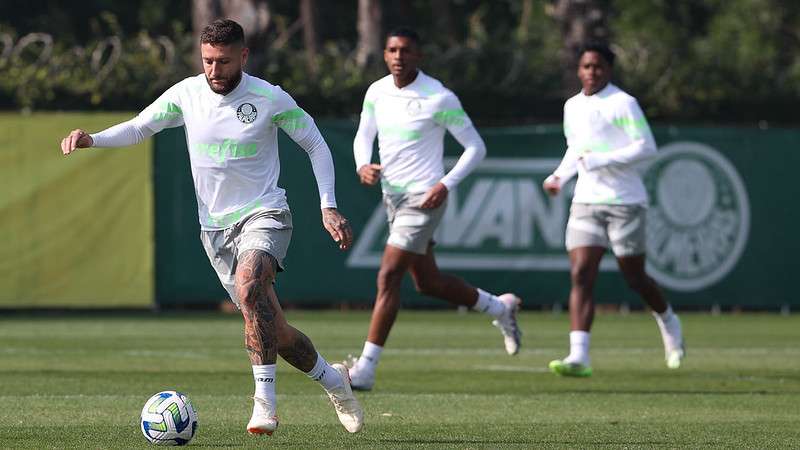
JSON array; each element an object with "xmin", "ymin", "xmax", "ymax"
[
  {"xmin": 346, "ymin": 28, "xmax": 522, "ymax": 391},
  {"xmin": 543, "ymin": 42, "xmax": 685, "ymax": 377},
  {"xmin": 59, "ymin": 19, "xmax": 363, "ymax": 435}
]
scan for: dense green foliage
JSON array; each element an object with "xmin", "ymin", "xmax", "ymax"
[
  {"xmin": 1, "ymin": 310, "xmax": 798, "ymax": 448},
  {"xmin": 1, "ymin": 0, "xmax": 798, "ymax": 123}
]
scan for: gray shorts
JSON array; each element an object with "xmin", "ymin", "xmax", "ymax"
[
  {"xmin": 384, "ymin": 192, "xmax": 447, "ymax": 255},
  {"xmin": 200, "ymin": 209, "xmax": 292, "ymax": 305},
  {"xmin": 565, "ymin": 203, "xmax": 646, "ymax": 257}
]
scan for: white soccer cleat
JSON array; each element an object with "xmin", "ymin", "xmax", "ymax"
[
  {"xmin": 666, "ymin": 348, "xmax": 685, "ymax": 369},
  {"xmin": 247, "ymin": 396, "xmax": 279, "ymax": 436},
  {"xmin": 492, "ymin": 293, "xmax": 522, "ymax": 355},
  {"xmin": 326, "ymin": 363, "xmax": 364, "ymax": 433},
  {"xmin": 344, "ymin": 355, "xmax": 376, "ymax": 391},
  {"xmin": 657, "ymin": 313, "xmax": 685, "ymax": 369}
]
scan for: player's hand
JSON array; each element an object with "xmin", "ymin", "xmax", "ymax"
[
  {"xmin": 543, "ymin": 175, "xmax": 561, "ymax": 196},
  {"xmin": 357, "ymin": 163, "xmax": 382, "ymax": 186},
  {"xmin": 420, "ymin": 182, "xmax": 448, "ymax": 209},
  {"xmin": 322, "ymin": 208, "xmax": 353, "ymax": 250},
  {"xmin": 60, "ymin": 129, "xmax": 93, "ymax": 155}
]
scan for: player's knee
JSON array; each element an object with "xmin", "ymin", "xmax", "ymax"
[
  {"xmin": 570, "ymin": 264, "xmax": 597, "ymax": 288},
  {"xmin": 377, "ymin": 265, "xmax": 405, "ymax": 291},
  {"xmin": 235, "ymin": 281, "xmax": 260, "ymax": 309}
]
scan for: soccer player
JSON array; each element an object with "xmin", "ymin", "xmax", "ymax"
[
  {"xmin": 59, "ymin": 19, "xmax": 363, "ymax": 435},
  {"xmin": 543, "ymin": 42, "xmax": 685, "ymax": 377},
  {"xmin": 347, "ymin": 27, "xmax": 522, "ymax": 391}
]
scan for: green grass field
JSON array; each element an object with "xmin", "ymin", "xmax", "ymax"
[{"xmin": 1, "ymin": 310, "xmax": 798, "ymax": 449}]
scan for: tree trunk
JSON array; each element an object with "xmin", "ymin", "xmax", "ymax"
[
  {"xmin": 517, "ymin": 0, "xmax": 534, "ymax": 43},
  {"xmin": 550, "ymin": 0, "xmax": 609, "ymax": 95},
  {"xmin": 191, "ymin": 0, "xmax": 271, "ymax": 72},
  {"xmin": 355, "ymin": 0, "xmax": 382, "ymax": 68},
  {"xmin": 431, "ymin": 0, "xmax": 458, "ymax": 46},
  {"xmin": 300, "ymin": 0, "xmax": 318, "ymax": 75}
]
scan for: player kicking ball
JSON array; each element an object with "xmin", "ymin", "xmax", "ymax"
[
  {"xmin": 543, "ymin": 42, "xmax": 685, "ymax": 377},
  {"xmin": 346, "ymin": 27, "xmax": 522, "ymax": 390},
  {"xmin": 60, "ymin": 19, "xmax": 362, "ymax": 435}
]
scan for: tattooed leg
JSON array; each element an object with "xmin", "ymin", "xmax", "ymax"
[
  {"xmin": 236, "ymin": 249, "xmax": 320, "ymax": 372},
  {"xmin": 252, "ymin": 273, "xmax": 319, "ymax": 372},
  {"xmin": 257, "ymin": 285, "xmax": 319, "ymax": 373},
  {"xmin": 277, "ymin": 323, "xmax": 319, "ymax": 373},
  {"xmin": 236, "ymin": 249, "xmax": 279, "ymax": 366}
]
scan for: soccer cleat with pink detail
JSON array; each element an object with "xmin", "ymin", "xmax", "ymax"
[{"xmin": 247, "ymin": 396, "xmax": 279, "ymax": 436}]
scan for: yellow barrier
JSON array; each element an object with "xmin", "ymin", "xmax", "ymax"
[{"xmin": 0, "ymin": 112, "xmax": 153, "ymax": 307}]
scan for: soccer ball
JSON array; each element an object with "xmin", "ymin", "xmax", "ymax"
[{"xmin": 140, "ymin": 390, "xmax": 198, "ymax": 445}]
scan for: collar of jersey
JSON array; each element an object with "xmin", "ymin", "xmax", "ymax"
[
  {"xmin": 389, "ymin": 70, "xmax": 427, "ymax": 95},
  {"xmin": 580, "ymin": 82, "xmax": 616, "ymax": 100}
]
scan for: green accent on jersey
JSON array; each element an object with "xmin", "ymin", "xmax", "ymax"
[
  {"xmin": 207, "ymin": 200, "xmax": 264, "ymax": 228},
  {"xmin": 272, "ymin": 108, "xmax": 308, "ymax": 132},
  {"xmin": 152, "ymin": 102, "xmax": 182, "ymax": 122},
  {"xmin": 587, "ymin": 194, "xmax": 622, "ymax": 205},
  {"xmin": 381, "ymin": 179, "xmax": 416, "ymax": 194},
  {"xmin": 378, "ymin": 125, "xmax": 421, "ymax": 141},
  {"xmin": 582, "ymin": 141, "xmax": 612, "ymax": 154},
  {"xmin": 363, "ymin": 100, "xmax": 375, "ymax": 115},
  {"xmin": 248, "ymin": 85, "xmax": 275, "ymax": 100},
  {"xmin": 418, "ymin": 84, "xmax": 436, "ymax": 97},
  {"xmin": 563, "ymin": 121, "xmax": 572, "ymax": 138},
  {"xmin": 612, "ymin": 117, "xmax": 650, "ymax": 140},
  {"xmin": 433, "ymin": 109, "xmax": 467, "ymax": 128},
  {"xmin": 193, "ymin": 139, "xmax": 258, "ymax": 164}
]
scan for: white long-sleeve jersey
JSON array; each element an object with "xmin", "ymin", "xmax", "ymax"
[
  {"xmin": 353, "ymin": 71, "xmax": 486, "ymax": 194},
  {"xmin": 90, "ymin": 72, "xmax": 337, "ymax": 230},
  {"xmin": 548, "ymin": 83, "xmax": 657, "ymax": 205}
]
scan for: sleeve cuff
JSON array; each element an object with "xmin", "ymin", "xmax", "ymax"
[
  {"xmin": 582, "ymin": 153, "xmax": 605, "ymax": 171},
  {"xmin": 440, "ymin": 177, "xmax": 456, "ymax": 191}
]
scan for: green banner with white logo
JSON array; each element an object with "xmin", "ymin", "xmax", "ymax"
[{"xmin": 154, "ymin": 122, "xmax": 798, "ymax": 308}]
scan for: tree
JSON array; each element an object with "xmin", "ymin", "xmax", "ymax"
[
  {"xmin": 355, "ymin": 0, "xmax": 382, "ymax": 69},
  {"xmin": 191, "ymin": 0, "xmax": 272, "ymax": 71},
  {"xmin": 549, "ymin": 0, "xmax": 609, "ymax": 94},
  {"xmin": 299, "ymin": 0, "xmax": 318, "ymax": 75},
  {"xmin": 431, "ymin": 0, "xmax": 458, "ymax": 46}
]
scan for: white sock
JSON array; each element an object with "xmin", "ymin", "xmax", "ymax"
[
  {"xmin": 656, "ymin": 305, "xmax": 676, "ymax": 323},
  {"xmin": 306, "ymin": 353, "xmax": 343, "ymax": 391},
  {"xmin": 473, "ymin": 289, "xmax": 506, "ymax": 318},
  {"xmin": 654, "ymin": 305, "xmax": 682, "ymax": 350},
  {"xmin": 252, "ymin": 364, "xmax": 276, "ymax": 402},
  {"xmin": 564, "ymin": 330, "xmax": 591, "ymax": 365},
  {"xmin": 355, "ymin": 341, "xmax": 383, "ymax": 372}
]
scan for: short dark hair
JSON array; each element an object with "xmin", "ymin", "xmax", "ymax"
[
  {"xmin": 578, "ymin": 41, "xmax": 615, "ymax": 66},
  {"xmin": 386, "ymin": 27, "xmax": 421, "ymax": 46},
  {"xmin": 200, "ymin": 19, "xmax": 245, "ymax": 46}
]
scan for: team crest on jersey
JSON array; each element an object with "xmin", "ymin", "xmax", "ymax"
[
  {"xmin": 406, "ymin": 99, "xmax": 422, "ymax": 116},
  {"xmin": 237, "ymin": 103, "xmax": 257, "ymax": 123}
]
